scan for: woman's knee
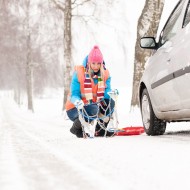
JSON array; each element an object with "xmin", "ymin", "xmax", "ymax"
[{"xmin": 84, "ymin": 104, "xmax": 99, "ymax": 116}]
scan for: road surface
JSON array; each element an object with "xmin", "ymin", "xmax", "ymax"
[{"xmin": 1, "ymin": 98, "xmax": 190, "ymax": 190}]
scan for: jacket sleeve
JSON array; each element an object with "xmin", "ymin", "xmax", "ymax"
[
  {"xmin": 104, "ymin": 76, "xmax": 111, "ymax": 99},
  {"xmin": 70, "ymin": 71, "xmax": 81, "ymax": 104}
]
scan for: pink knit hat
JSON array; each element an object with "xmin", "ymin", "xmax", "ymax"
[{"xmin": 88, "ymin": 45, "xmax": 103, "ymax": 63}]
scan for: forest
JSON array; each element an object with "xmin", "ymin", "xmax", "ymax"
[{"xmin": 0, "ymin": 0, "xmax": 165, "ymax": 111}]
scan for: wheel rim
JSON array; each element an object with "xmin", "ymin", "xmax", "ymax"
[{"xmin": 142, "ymin": 94, "xmax": 150, "ymax": 130}]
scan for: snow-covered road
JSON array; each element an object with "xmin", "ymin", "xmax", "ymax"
[{"xmin": 1, "ymin": 98, "xmax": 190, "ymax": 190}]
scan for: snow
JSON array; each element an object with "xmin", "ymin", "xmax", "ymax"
[
  {"xmin": 1, "ymin": 0, "xmax": 190, "ymax": 190},
  {"xmin": 1, "ymin": 89, "xmax": 190, "ymax": 190}
]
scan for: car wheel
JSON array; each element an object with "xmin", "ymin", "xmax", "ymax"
[{"xmin": 141, "ymin": 89, "xmax": 166, "ymax": 136}]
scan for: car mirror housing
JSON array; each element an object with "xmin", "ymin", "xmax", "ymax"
[{"xmin": 140, "ymin": 37, "xmax": 157, "ymax": 49}]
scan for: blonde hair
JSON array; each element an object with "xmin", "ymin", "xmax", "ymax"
[{"xmin": 87, "ymin": 63, "xmax": 105, "ymax": 81}]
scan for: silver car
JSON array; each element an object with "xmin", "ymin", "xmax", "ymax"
[{"xmin": 139, "ymin": 0, "xmax": 190, "ymax": 135}]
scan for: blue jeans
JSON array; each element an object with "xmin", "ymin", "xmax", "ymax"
[{"xmin": 66, "ymin": 99, "xmax": 115, "ymax": 122}]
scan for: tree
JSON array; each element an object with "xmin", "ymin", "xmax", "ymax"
[
  {"xmin": 0, "ymin": 0, "xmax": 115, "ymax": 110},
  {"xmin": 0, "ymin": 0, "xmax": 26, "ymax": 101},
  {"xmin": 51, "ymin": 0, "xmax": 115, "ymax": 109},
  {"xmin": 51, "ymin": 0, "xmax": 72, "ymax": 109},
  {"xmin": 25, "ymin": 0, "xmax": 34, "ymax": 111},
  {"xmin": 131, "ymin": 0, "xmax": 165, "ymax": 107}
]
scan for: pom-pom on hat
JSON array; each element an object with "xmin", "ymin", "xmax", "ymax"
[{"xmin": 88, "ymin": 45, "xmax": 103, "ymax": 63}]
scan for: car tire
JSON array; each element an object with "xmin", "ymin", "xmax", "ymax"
[{"xmin": 141, "ymin": 88, "xmax": 166, "ymax": 136}]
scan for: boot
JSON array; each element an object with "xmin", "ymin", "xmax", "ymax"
[
  {"xmin": 95, "ymin": 122, "xmax": 105, "ymax": 137},
  {"xmin": 105, "ymin": 121, "xmax": 115, "ymax": 137},
  {"xmin": 70, "ymin": 118, "xmax": 83, "ymax": 138},
  {"xmin": 95, "ymin": 121, "xmax": 115, "ymax": 137}
]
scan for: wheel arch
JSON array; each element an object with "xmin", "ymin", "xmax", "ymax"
[
  {"xmin": 139, "ymin": 82, "xmax": 158, "ymax": 118},
  {"xmin": 139, "ymin": 82, "xmax": 147, "ymax": 109},
  {"xmin": 140, "ymin": 85, "xmax": 166, "ymax": 135}
]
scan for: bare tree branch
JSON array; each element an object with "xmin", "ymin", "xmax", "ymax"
[
  {"xmin": 72, "ymin": 0, "xmax": 77, "ymax": 4},
  {"xmin": 72, "ymin": 0, "xmax": 92, "ymax": 9},
  {"xmin": 51, "ymin": 0, "xmax": 65, "ymax": 11}
]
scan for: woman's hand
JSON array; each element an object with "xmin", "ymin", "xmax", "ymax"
[{"xmin": 74, "ymin": 100, "xmax": 84, "ymax": 109}]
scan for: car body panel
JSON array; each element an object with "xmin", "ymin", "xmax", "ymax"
[
  {"xmin": 169, "ymin": 24, "xmax": 190, "ymax": 109},
  {"xmin": 139, "ymin": 0, "xmax": 190, "ymax": 121}
]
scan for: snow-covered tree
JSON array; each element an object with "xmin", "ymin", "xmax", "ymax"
[
  {"xmin": 0, "ymin": 1, "xmax": 26, "ymax": 103},
  {"xmin": 131, "ymin": 0, "xmax": 165, "ymax": 107},
  {"xmin": 0, "ymin": 0, "xmax": 64, "ymax": 110}
]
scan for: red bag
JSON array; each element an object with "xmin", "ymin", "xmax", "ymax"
[{"xmin": 116, "ymin": 126, "xmax": 144, "ymax": 136}]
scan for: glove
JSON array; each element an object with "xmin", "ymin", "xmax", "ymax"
[
  {"xmin": 113, "ymin": 89, "xmax": 119, "ymax": 95},
  {"xmin": 108, "ymin": 89, "xmax": 119, "ymax": 101},
  {"xmin": 108, "ymin": 89, "xmax": 119, "ymax": 96},
  {"xmin": 74, "ymin": 100, "xmax": 84, "ymax": 109}
]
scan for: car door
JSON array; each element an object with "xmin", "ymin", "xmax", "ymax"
[
  {"xmin": 149, "ymin": 0, "xmax": 187, "ymax": 112},
  {"xmin": 167, "ymin": 0, "xmax": 190, "ymax": 110},
  {"xmin": 145, "ymin": 41, "xmax": 178, "ymax": 112}
]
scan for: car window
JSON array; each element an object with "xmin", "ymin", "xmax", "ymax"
[
  {"xmin": 161, "ymin": 0, "xmax": 185, "ymax": 44},
  {"xmin": 183, "ymin": 1, "xmax": 190, "ymax": 27}
]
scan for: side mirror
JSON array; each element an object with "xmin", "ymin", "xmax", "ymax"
[{"xmin": 140, "ymin": 37, "xmax": 157, "ymax": 49}]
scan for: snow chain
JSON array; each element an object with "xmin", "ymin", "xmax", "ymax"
[{"xmin": 77, "ymin": 97, "xmax": 119, "ymax": 138}]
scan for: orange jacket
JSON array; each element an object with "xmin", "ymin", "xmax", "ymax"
[{"xmin": 65, "ymin": 65, "xmax": 110, "ymax": 111}]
